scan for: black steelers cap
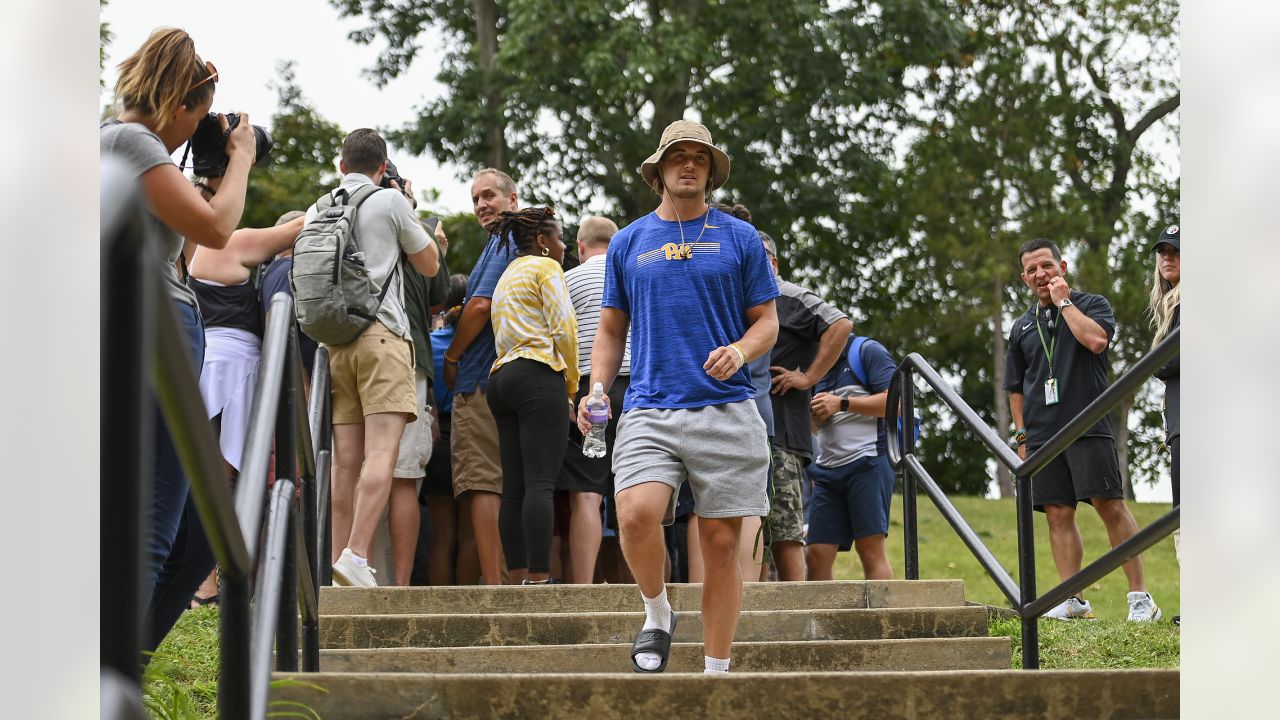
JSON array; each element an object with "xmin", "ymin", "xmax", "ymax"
[{"xmin": 1151, "ymin": 223, "xmax": 1180, "ymax": 252}]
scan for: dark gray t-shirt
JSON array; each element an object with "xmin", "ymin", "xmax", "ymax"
[
  {"xmin": 1004, "ymin": 290, "xmax": 1116, "ymax": 448},
  {"xmin": 101, "ymin": 121, "xmax": 197, "ymax": 307}
]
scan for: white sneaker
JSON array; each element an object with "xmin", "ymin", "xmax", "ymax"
[
  {"xmin": 1044, "ymin": 596, "xmax": 1096, "ymax": 620},
  {"xmin": 332, "ymin": 548, "xmax": 378, "ymax": 588},
  {"xmin": 1127, "ymin": 591, "xmax": 1162, "ymax": 622}
]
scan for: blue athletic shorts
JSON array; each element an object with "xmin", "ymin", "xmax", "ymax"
[{"xmin": 805, "ymin": 453, "xmax": 895, "ymax": 551}]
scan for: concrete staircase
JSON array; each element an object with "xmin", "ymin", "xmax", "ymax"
[{"xmin": 273, "ymin": 580, "xmax": 1179, "ymax": 718}]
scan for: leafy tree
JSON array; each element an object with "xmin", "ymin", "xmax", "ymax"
[{"xmin": 241, "ymin": 61, "xmax": 346, "ymax": 229}]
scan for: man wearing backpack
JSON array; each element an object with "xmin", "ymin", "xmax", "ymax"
[
  {"xmin": 805, "ymin": 334, "xmax": 897, "ymax": 581},
  {"xmin": 298, "ymin": 128, "xmax": 440, "ymax": 587}
]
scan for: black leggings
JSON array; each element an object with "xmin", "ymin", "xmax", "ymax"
[{"xmin": 487, "ymin": 358, "xmax": 570, "ymax": 574}]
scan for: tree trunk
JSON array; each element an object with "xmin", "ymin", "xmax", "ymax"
[
  {"xmin": 992, "ymin": 281, "xmax": 1014, "ymax": 499},
  {"xmin": 1114, "ymin": 395, "xmax": 1135, "ymax": 500},
  {"xmin": 471, "ymin": 0, "xmax": 507, "ymax": 170}
]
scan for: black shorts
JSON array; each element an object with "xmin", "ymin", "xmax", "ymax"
[
  {"xmin": 420, "ymin": 413, "xmax": 454, "ymax": 498},
  {"xmin": 1031, "ymin": 436, "xmax": 1124, "ymax": 511},
  {"xmin": 557, "ymin": 375, "xmax": 629, "ymax": 494}
]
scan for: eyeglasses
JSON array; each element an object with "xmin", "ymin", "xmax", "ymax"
[{"xmin": 187, "ymin": 61, "xmax": 218, "ymax": 94}]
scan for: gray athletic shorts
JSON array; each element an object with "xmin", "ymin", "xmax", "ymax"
[{"xmin": 612, "ymin": 399, "xmax": 771, "ymax": 525}]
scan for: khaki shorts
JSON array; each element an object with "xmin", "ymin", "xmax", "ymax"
[
  {"xmin": 450, "ymin": 388, "xmax": 503, "ymax": 496},
  {"xmin": 328, "ymin": 322, "xmax": 417, "ymax": 425},
  {"xmin": 394, "ymin": 370, "xmax": 435, "ymax": 479}
]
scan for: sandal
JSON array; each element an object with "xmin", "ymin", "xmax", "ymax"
[
  {"xmin": 190, "ymin": 594, "xmax": 220, "ymax": 609},
  {"xmin": 630, "ymin": 613, "xmax": 678, "ymax": 673}
]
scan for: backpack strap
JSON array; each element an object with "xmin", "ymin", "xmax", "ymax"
[{"xmin": 847, "ymin": 336, "xmax": 870, "ymax": 389}]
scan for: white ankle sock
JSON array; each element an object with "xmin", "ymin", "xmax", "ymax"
[
  {"xmin": 349, "ymin": 550, "xmax": 368, "ymax": 567},
  {"xmin": 636, "ymin": 588, "xmax": 672, "ymax": 671},
  {"xmin": 704, "ymin": 656, "xmax": 730, "ymax": 674}
]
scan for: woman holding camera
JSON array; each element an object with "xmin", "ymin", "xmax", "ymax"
[{"xmin": 101, "ymin": 27, "xmax": 257, "ymax": 653}]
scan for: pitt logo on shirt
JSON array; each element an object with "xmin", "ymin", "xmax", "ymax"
[{"xmin": 637, "ymin": 241, "xmax": 722, "ymax": 266}]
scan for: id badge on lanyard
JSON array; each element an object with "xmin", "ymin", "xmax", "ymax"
[
  {"xmin": 1044, "ymin": 378, "xmax": 1059, "ymax": 405},
  {"xmin": 1035, "ymin": 307, "xmax": 1061, "ymax": 406}
]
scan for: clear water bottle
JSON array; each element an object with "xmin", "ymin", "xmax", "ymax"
[{"xmin": 583, "ymin": 382, "xmax": 609, "ymax": 458}]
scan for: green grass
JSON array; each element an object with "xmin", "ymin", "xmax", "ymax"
[
  {"xmin": 988, "ymin": 616, "xmax": 1181, "ymax": 669},
  {"xmin": 830, "ymin": 493, "xmax": 1179, "ymax": 620},
  {"xmin": 144, "ymin": 605, "xmax": 220, "ymax": 719}
]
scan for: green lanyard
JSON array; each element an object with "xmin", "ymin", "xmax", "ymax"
[{"xmin": 1034, "ymin": 307, "xmax": 1058, "ymax": 378}]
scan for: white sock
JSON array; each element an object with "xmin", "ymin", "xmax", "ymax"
[
  {"xmin": 704, "ymin": 656, "xmax": 730, "ymax": 674},
  {"xmin": 349, "ymin": 550, "xmax": 368, "ymax": 567},
  {"xmin": 636, "ymin": 588, "xmax": 672, "ymax": 671}
]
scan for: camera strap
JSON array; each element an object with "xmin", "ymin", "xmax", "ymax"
[{"xmin": 178, "ymin": 140, "xmax": 193, "ymax": 173}]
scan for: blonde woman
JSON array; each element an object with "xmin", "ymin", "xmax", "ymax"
[
  {"xmin": 1149, "ymin": 224, "xmax": 1181, "ymax": 509},
  {"xmin": 101, "ymin": 27, "xmax": 258, "ymax": 653}
]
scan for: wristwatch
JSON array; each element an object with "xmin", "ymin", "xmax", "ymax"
[
  {"xmin": 1055, "ymin": 297, "xmax": 1074, "ymax": 309},
  {"xmin": 840, "ymin": 397, "xmax": 850, "ymax": 413}
]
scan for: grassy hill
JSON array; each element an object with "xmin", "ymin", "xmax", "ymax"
[{"xmin": 831, "ymin": 493, "xmax": 1180, "ymax": 621}]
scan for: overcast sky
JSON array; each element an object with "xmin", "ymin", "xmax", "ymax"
[{"xmin": 101, "ymin": 0, "xmax": 476, "ymax": 214}]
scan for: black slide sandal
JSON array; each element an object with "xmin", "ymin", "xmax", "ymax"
[{"xmin": 630, "ymin": 613, "xmax": 678, "ymax": 673}]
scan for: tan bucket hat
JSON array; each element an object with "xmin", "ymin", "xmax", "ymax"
[{"xmin": 639, "ymin": 119, "xmax": 731, "ymax": 194}]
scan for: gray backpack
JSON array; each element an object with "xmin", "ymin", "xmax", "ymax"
[{"xmin": 290, "ymin": 185, "xmax": 398, "ymax": 345}]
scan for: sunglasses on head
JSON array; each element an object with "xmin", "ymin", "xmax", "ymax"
[{"xmin": 187, "ymin": 60, "xmax": 218, "ymax": 94}]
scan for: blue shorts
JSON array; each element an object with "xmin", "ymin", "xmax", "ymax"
[{"xmin": 805, "ymin": 454, "xmax": 895, "ymax": 551}]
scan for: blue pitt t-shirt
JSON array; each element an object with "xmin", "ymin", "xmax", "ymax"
[
  {"xmin": 455, "ymin": 234, "xmax": 516, "ymax": 394},
  {"xmin": 603, "ymin": 208, "xmax": 779, "ymax": 409}
]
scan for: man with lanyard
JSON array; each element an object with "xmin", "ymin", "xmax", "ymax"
[
  {"xmin": 1004, "ymin": 238, "xmax": 1161, "ymax": 622},
  {"xmin": 580, "ymin": 120, "xmax": 779, "ymax": 674}
]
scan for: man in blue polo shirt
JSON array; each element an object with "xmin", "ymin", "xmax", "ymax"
[{"xmin": 578, "ymin": 120, "xmax": 779, "ymax": 675}]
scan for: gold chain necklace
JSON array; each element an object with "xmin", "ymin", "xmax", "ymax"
[{"xmin": 668, "ymin": 205, "xmax": 711, "ymax": 260}]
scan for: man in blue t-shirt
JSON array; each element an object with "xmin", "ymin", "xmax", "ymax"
[
  {"xmin": 806, "ymin": 335, "xmax": 897, "ymax": 582},
  {"xmin": 577, "ymin": 120, "xmax": 779, "ymax": 676},
  {"xmin": 441, "ymin": 168, "xmax": 520, "ymax": 586}
]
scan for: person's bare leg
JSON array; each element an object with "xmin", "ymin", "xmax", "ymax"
[
  {"xmin": 570, "ymin": 491, "xmax": 604, "ymax": 584},
  {"xmin": 617, "ymin": 483, "xmax": 673, "ymax": 597},
  {"xmin": 1044, "ymin": 504, "xmax": 1085, "ymax": 595},
  {"xmin": 738, "ymin": 515, "xmax": 763, "ymax": 582},
  {"xmin": 191, "ymin": 568, "xmax": 219, "ymax": 607},
  {"xmin": 771, "ymin": 540, "xmax": 806, "ymax": 581},
  {"xmin": 330, "ymin": 422, "xmax": 365, "ymax": 563},
  {"xmin": 686, "ymin": 515, "xmax": 704, "ymax": 582},
  {"xmin": 387, "ymin": 477, "xmax": 420, "ymax": 585},
  {"xmin": 426, "ymin": 496, "xmax": 458, "ymax": 585},
  {"xmin": 455, "ymin": 500, "xmax": 479, "ymax": 585},
  {"xmin": 469, "ymin": 490, "xmax": 504, "ymax": 585},
  {"xmin": 805, "ymin": 543, "xmax": 838, "ymax": 581},
  {"xmin": 853, "ymin": 535, "xmax": 893, "ymax": 580},
  {"xmin": 346, "ymin": 412, "xmax": 408, "ymax": 559},
  {"xmin": 1092, "ymin": 498, "xmax": 1146, "ymax": 591},
  {"xmin": 698, "ymin": 516, "xmax": 744, "ymax": 662}
]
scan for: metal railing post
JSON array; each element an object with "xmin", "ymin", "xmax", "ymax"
[
  {"xmin": 901, "ymin": 368, "xmax": 919, "ymax": 580},
  {"xmin": 1015, "ymin": 472, "xmax": 1039, "ymax": 669},
  {"xmin": 219, "ymin": 570, "xmax": 252, "ymax": 718},
  {"xmin": 275, "ymin": 334, "xmax": 300, "ymax": 672},
  {"xmin": 100, "ymin": 168, "xmax": 153, "ymax": 682}
]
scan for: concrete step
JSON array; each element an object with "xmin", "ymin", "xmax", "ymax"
[
  {"xmin": 321, "ymin": 606, "xmax": 990, "ymax": 649},
  {"xmin": 319, "ymin": 580, "xmax": 966, "ymax": 615},
  {"xmin": 319, "ymin": 637, "xmax": 1011, "ymax": 673},
  {"xmin": 271, "ymin": 669, "xmax": 1180, "ymax": 719}
]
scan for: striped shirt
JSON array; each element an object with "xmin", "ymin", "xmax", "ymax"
[
  {"xmin": 565, "ymin": 254, "xmax": 631, "ymax": 376},
  {"xmin": 490, "ymin": 255, "xmax": 580, "ymax": 397}
]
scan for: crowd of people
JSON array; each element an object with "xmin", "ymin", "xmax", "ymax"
[{"xmin": 104, "ymin": 28, "xmax": 1181, "ymax": 674}]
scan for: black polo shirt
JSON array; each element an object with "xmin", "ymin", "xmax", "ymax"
[
  {"xmin": 769, "ymin": 279, "xmax": 848, "ymax": 460},
  {"xmin": 1004, "ymin": 290, "xmax": 1115, "ymax": 449}
]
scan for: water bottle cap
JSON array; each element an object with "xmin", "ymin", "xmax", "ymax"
[{"xmin": 592, "ymin": 382, "xmax": 604, "ymax": 394}]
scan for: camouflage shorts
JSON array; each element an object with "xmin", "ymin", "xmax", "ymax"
[{"xmin": 767, "ymin": 446, "xmax": 806, "ymax": 544}]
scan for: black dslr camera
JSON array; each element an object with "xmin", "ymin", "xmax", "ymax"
[
  {"xmin": 190, "ymin": 112, "xmax": 273, "ymax": 177},
  {"xmin": 381, "ymin": 159, "xmax": 415, "ymax": 205}
]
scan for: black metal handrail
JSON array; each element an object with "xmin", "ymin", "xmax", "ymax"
[
  {"xmin": 885, "ymin": 327, "xmax": 1180, "ymax": 669},
  {"xmin": 101, "ymin": 161, "xmax": 330, "ymax": 718}
]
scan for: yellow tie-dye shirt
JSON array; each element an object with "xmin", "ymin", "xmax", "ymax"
[{"xmin": 490, "ymin": 255, "xmax": 580, "ymax": 397}]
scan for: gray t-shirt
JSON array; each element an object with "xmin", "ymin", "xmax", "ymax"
[
  {"xmin": 303, "ymin": 174, "xmax": 431, "ymax": 338},
  {"xmin": 100, "ymin": 121, "xmax": 197, "ymax": 307}
]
